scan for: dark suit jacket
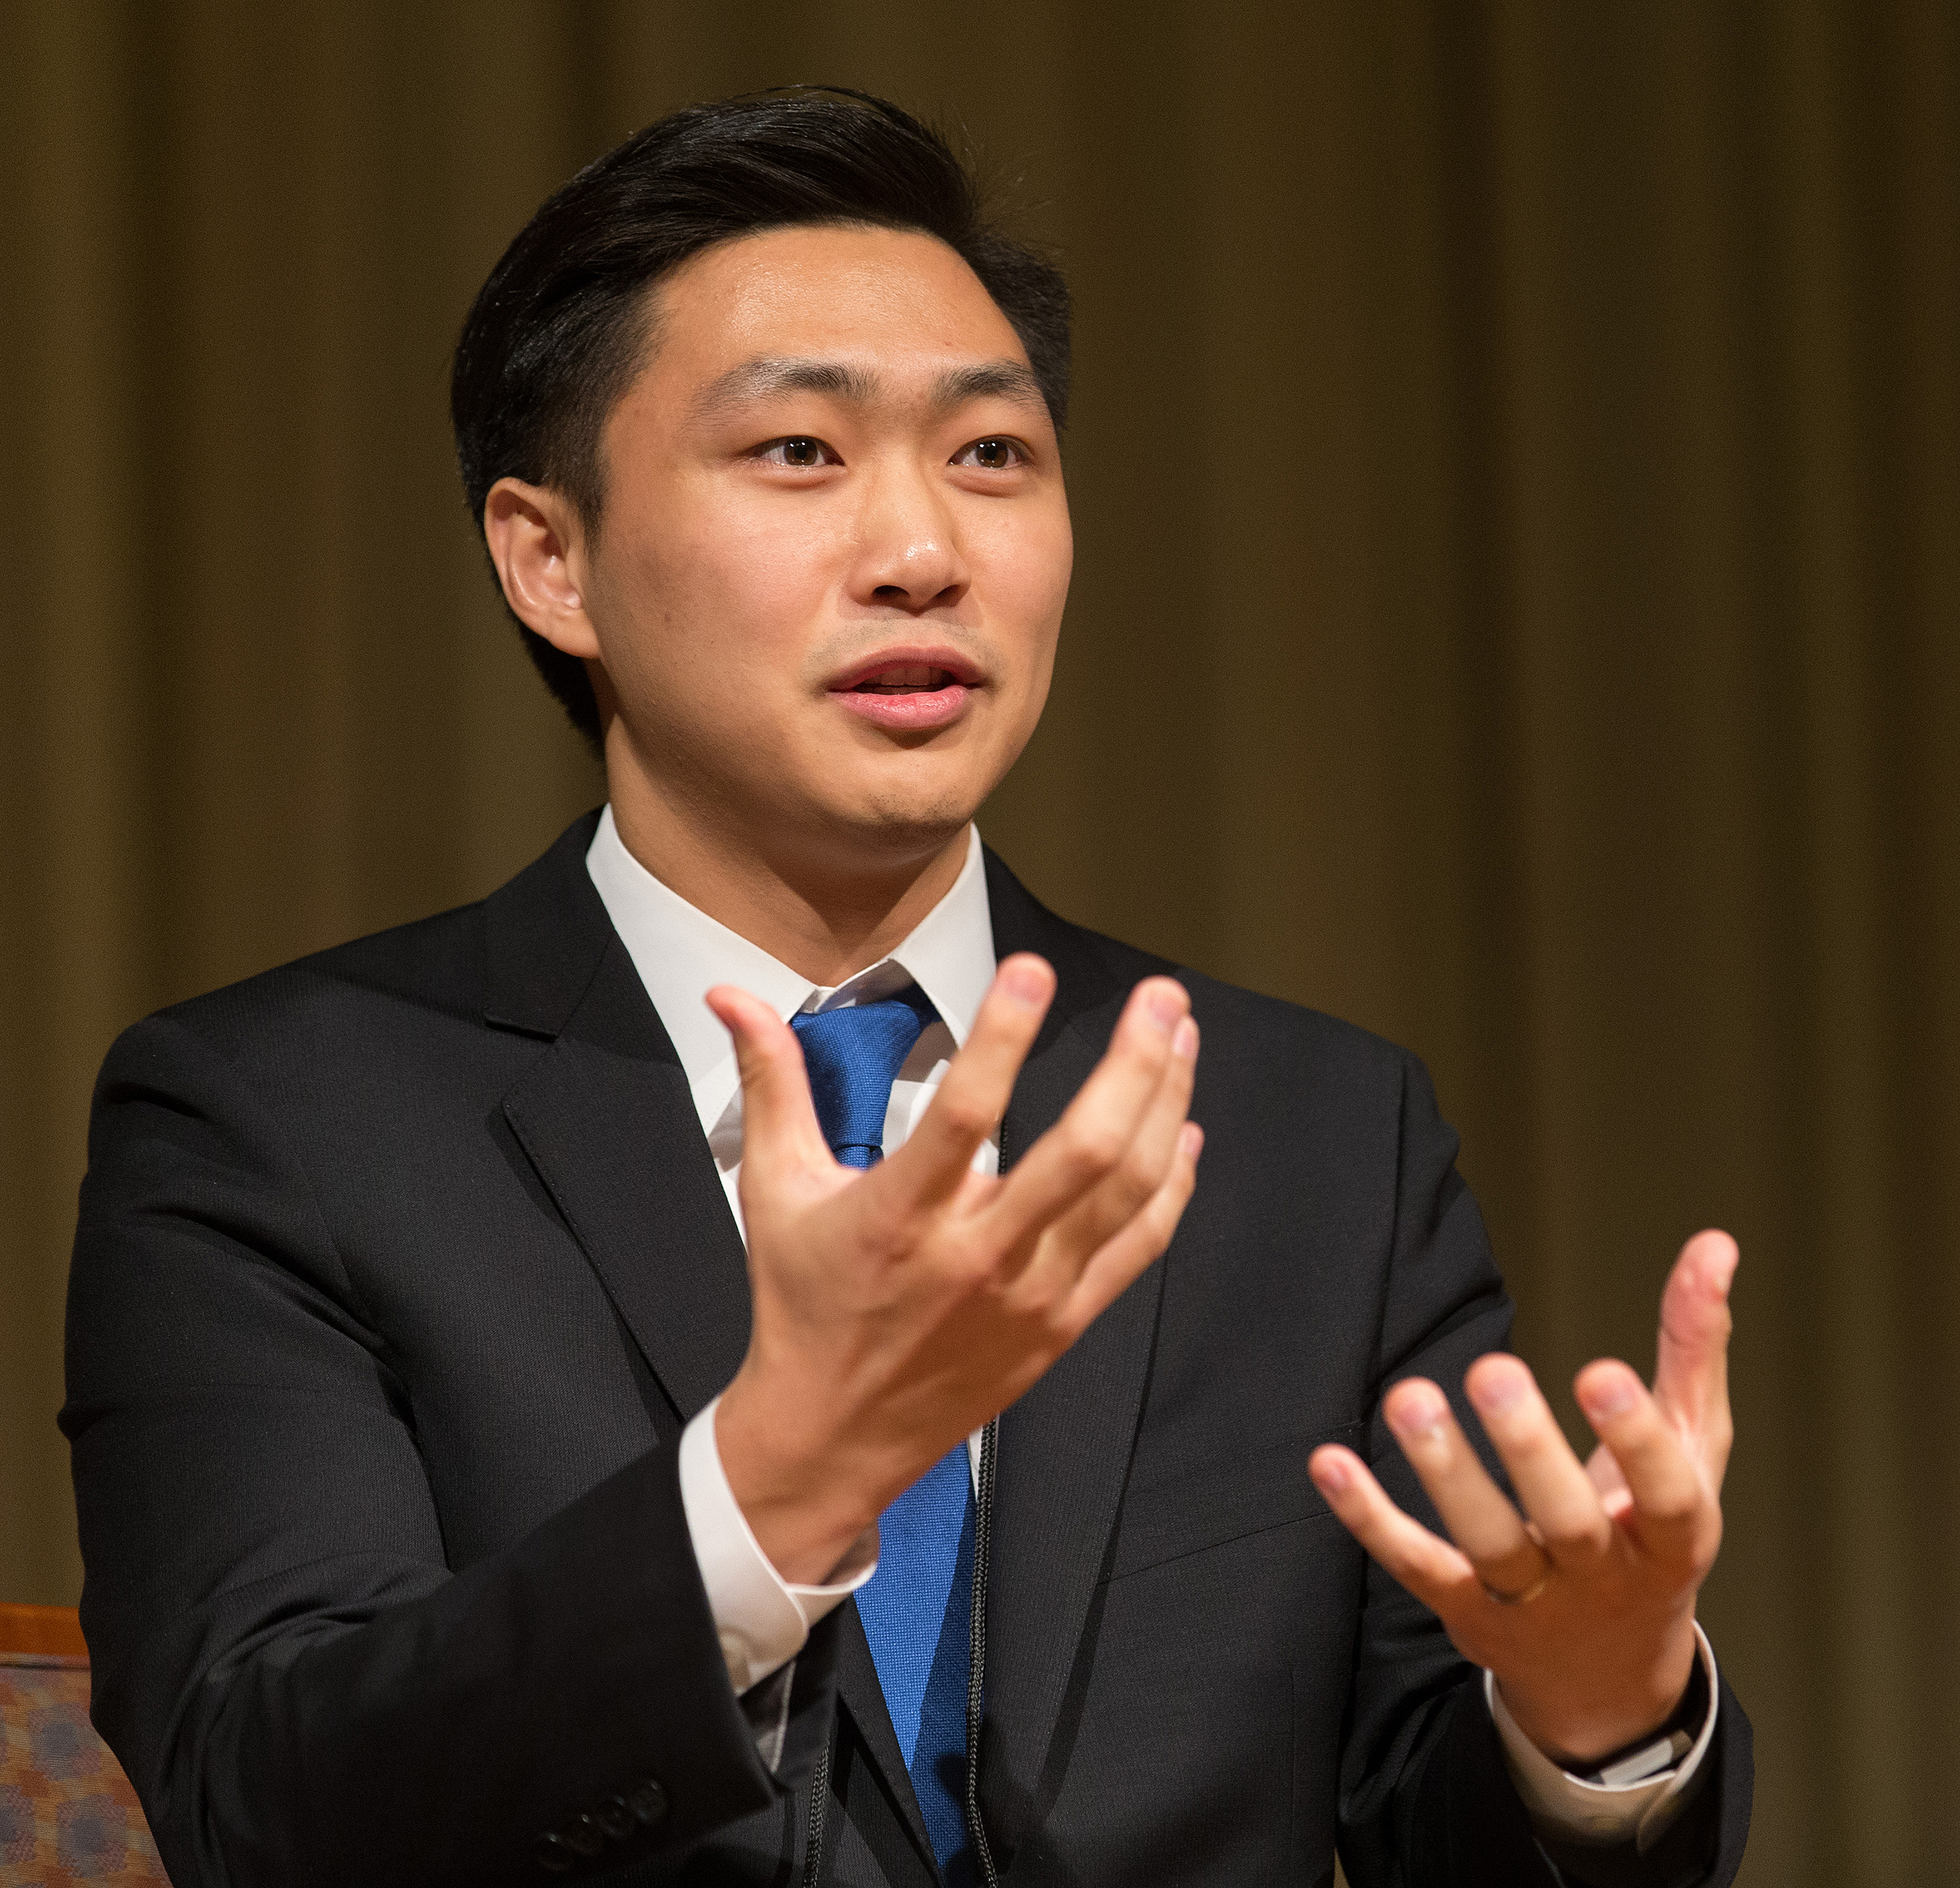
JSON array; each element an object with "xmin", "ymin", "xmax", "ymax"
[{"xmin": 64, "ymin": 814, "xmax": 1750, "ymax": 1887}]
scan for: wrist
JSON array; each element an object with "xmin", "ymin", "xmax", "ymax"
[
  {"xmin": 715, "ymin": 1371, "xmax": 881, "ymax": 1586},
  {"xmin": 1498, "ymin": 1612, "xmax": 1702, "ymax": 1768},
  {"xmin": 1560, "ymin": 1642, "xmax": 1710, "ymax": 1782}
]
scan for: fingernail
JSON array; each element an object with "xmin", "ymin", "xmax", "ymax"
[
  {"xmin": 1580, "ymin": 1373, "xmax": 1637, "ymax": 1420},
  {"xmin": 1145, "ymin": 983, "xmax": 1185, "ymax": 1032},
  {"xmin": 1179, "ymin": 1120, "xmax": 1205, "ymax": 1162},
  {"xmin": 1313, "ymin": 1454, "xmax": 1350, "ymax": 1493},
  {"xmin": 1708, "ymin": 1245, "xmax": 1739, "ymax": 1294},
  {"xmin": 1001, "ymin": 959, "xmax": 1048, "ymax": 1004},
  {"xmin": 1388, "ymin": 1384, "xmax": 1449, "ymax": 1439},
  {"xmin": 1171, "ymin": 1017, "xmax": 1199, "ymax": 1060},
  {"xmin": 1469, "ymin": 1361, "xmax": 1527, "ymax": 1413}
]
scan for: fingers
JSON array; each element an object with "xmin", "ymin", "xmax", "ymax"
[
  {"xmin": 1064, "ymin": 1120, "xmax": 1203, "ymax": 1326},
  {"xmin": 1463, "ymin": 1356, "xmax": 1612, "ymax": 1567},
  {"xmin": 1652, "ymin": 1230, "xmax": 1737, "ymax": 1467},
  {"xmin": 1309, "ymin": 1444, "xmax": 1478, "ymax": 1616},
  {"xmin": 705, "ymin": 986, "xmax": 833, "ymax": 1173},
  {"xmin": 1024, "ymin": 1011, "xmax": 1199, "ymax": 1290},
  {"xmin": 985, "ymin": 976, "xmax": 1194, "ymax": 1254},
  {"xmin": 1354, "ymin": 1240, "xmax": 1736, "ymax": 1640},
  {"xmin": 881, "ymin": 954, "xmax": 1055, "ymax": 1211},
  {"xmin": 1382, "ymin": 1379, "xmax": 1546, "ymax": 1598},
  {"xmin": 1574, "ymin": 1359, "xmax": 1714, "ymax": 1561}
]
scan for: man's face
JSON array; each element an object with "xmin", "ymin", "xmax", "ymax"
[{"xmin": 561, "ymin": 224, "xmax": 1071, "ymax": 873}]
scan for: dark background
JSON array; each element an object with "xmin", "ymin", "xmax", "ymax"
[{"xmin": 3, "ymin": 5, "xmax": 1954, "ymax": 1882}]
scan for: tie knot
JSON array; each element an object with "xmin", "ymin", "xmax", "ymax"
[{"xmin": 791, "ymin": 985, "xmax": 937, "ymax": 1167}]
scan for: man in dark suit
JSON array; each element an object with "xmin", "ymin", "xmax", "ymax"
[{"xmin": 64, "ymin": 92, "xmax": 1750, "ymax": 1886}]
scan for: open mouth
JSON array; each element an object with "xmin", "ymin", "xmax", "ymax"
[
  {"xmin": 847, "ymin": 663, "xmax": 961, "ymax": 694},
  {"xmin": 828, "ymin": 651, "xmax": 982, "ymax": 730}
]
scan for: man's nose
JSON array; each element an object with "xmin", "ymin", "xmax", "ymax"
[{"xmin": 849, "ymin": 461, "xmax": 969, "ymax": 611}]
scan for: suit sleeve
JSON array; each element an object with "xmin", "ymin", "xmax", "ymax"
[
  {"xmin": 63, "ymin": 1013, "xmax": 838, "ymax": 1888},
  {"xmin": 1333, "ymin": 1052, "xmax": 1752, "ymax": 1888}
]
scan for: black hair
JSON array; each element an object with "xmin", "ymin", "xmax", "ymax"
[{"xmin": 449, "ymin": 88, "xmax": 1071, "ymax": 746}]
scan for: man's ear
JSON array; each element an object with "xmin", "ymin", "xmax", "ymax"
[{"xmin": 482, "ymin": 478, "xmax": 600, "ymax": 660}]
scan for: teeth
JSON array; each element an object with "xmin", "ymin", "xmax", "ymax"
[{"xmin": 855, "ymin": 664, "xmax": 953, "ymax": 693}]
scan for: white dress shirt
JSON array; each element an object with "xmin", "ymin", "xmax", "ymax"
[{"xmin": 584, "ymin": 804, "xmax": 1714, "ymax": 1847}]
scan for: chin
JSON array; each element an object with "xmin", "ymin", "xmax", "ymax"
[
  {"xmin": 808, "ymin": 781, "xmax": 983, "ymax": 864},
  {"xmin": 855, "ymin": 793, "xmax": 979, "ymax": 850},
  {"xmin": 794, "ymin": 741, "xmax": 984, "ymax": 833}
]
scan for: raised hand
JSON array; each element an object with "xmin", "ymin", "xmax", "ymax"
[
  {"xmin": 1308, "ymin": 1230, "xmax": 1738, "ymax": 1764},
  {"xmin": 711, "ymin": 954, "xmax": 1203, "ymax": 1585}
]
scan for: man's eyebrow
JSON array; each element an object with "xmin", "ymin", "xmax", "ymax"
[
  {"xmin": 689, "ymin": 355, "xmax": 1048, "ymax": 422},
  {"xmin": 691, "ymin": 357, "xmax": 881, "ymax": 419},
  {"xmin": 931, "ymin": 361, "xmax": 1048, "ymax": 415}
]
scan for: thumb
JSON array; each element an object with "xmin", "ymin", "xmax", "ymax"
[{"xmin": 704, "ymin": 986, "xmax": 832, "ymax": 1175}]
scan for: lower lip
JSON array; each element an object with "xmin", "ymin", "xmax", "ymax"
[{"xmin": 830, "ymin": 683, "xmax": 973, "ymax": 731}]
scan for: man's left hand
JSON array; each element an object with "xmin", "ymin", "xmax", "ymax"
[{"xmin": 1309, "ymin": 1229, "xmax": 1738, "ymax": 1766}]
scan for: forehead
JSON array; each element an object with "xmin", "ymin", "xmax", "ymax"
[{"xmin": 645, "ymin": 224, "xmax": 1030, "ymax": 387}]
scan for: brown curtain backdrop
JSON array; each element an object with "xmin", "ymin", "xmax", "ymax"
[{"xmin": 3, "ymin": 3, "xmax": 1954, "ymax": 1881}]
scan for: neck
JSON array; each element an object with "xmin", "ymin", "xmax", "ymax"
[{"xmin": 604, "ymin": 770, "xmax": 972, "ymax": 988}]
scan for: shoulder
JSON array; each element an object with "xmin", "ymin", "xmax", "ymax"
[
  {"xmin": 99, "ymin": 812, "xmax": 605, "ymax": 1092},
  {"xmin": 1056, "ymin": 915, "xmax": 1420, "ymax": 1106},
  {"xmin": 87, "ymin": 902, "xmax": 510, "ymax": 1165},
  {"xmin": 114, "ymin": 898, "xmax": 491, "ymax": 1075},
  {"xmin": 984, "ymin": 846, "xmax": 1418, "ymax": 1103}
]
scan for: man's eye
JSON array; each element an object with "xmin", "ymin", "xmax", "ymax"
[
  {"xmin": 955, "ymin": 437, "xmax": 1024, "ymax": 470},
  {"xmin": 758, "ymin": 436, "xmax": 836, "ymax": 468}
]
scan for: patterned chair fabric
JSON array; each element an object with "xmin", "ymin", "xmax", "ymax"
[{"xmin": 1, "ymin": 1635, "xmax": 170, "ymax": 1885}]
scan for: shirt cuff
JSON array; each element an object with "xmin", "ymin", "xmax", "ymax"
[
  {"xmin": 677, "ymin": 1395, "xmax": 879, "ymax": 1695},
  {"xmin": 1486, "ymin": 1622, "xmax": 1720, "ymax": 1853}
]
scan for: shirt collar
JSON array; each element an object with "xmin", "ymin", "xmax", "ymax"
[{"xmin": 584, "ymin": 805, "xmax": 996, "ymax": 1139}]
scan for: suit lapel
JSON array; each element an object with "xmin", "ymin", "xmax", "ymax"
[
  {"xmin": 836, "ymin": 1601, "xmax": 938, "ymax": 1868},
  {"xmin": 485, "ymin": 816, "xmax": 753, "ymax": 1424},
  {"xmin": 832, "ymin": 847, "xmax": 1165, "ymax": 1880},
  {"xmin": 479, "ymin": 827, "xmax": 1164, "ymax": 1871},
  {"xmin": 484, "ymin": 819, "xmax": 939, "ymax": 1875},
  {"xmin": 977, "ymin": 854, "xmax": 1168, "ymax": 1857}
]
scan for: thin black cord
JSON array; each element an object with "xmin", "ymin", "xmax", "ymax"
[
  {"xmin": 801, "ymin": 1731, "xmax": 831, "ymax": 1888},
  {"xmin": 965, "ymin": 1416, "xmax": 1000, "ymax": 1887},
  {"xmin": 960, "ymin": 1100, "xmax": 1016, "ymax": 1888}
]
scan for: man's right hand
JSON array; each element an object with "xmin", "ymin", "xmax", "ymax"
[{"xmin": 708, "ymin": 955, "xmax": 1201, "ymax": 1585}]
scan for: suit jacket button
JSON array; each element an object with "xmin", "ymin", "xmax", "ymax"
[
  {"xmin": 564, "ymin": 1814, "xmax": 606, "ymax": 1858},
  {"xmin": 629, "ymin": 1778, "xmax": 668, "ymax": 1826},
  {"xmin": 533, "ymin": 1834, "xmax": 576, "ymax": 1873},
  {"xmin": 596, "ymin": 1797, "xmax": 636, "ymax": 1841}
]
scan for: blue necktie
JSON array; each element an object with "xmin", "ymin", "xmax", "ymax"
[{"xmin": 791, "ymin": 990, "xmax": 976, "ymax": 1880}]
